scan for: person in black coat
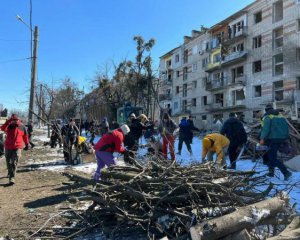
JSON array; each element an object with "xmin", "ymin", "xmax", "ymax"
[
  {"xmin": 124, "ymin": 114, "xmax": 151, "ymax": 164},
  {"xmin": 220, "ymin": 112, "xmax": 247, "ymax": 169}
]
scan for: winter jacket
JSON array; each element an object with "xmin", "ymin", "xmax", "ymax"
[
  {"xmin": 1, "ymin": 119, "xmax": 29, "ymax": 150},
  {"xmin": 202, "ymin": 133, "xmax": 230, "ymax": 162},
  {"xmin": 160, "ymin": 119, "xmax": 178, "ymax": 137},
  {"xmin": 260, "ymin": 109, "xmax": 289, "ymax": 141},
  {"xmin": 128, "ymin": 119, "xmax": 149, "ymax": 141},
  {"xmin": 179, "ymin": 119, "xmax": 192, "ymax": 140},
  {"xmin": 94, "ymin": 128, "xmax": 125, "ymax": 153},
  {"xmin": 220, "ymin": 117, "xmax": 247, "ymax": 147}
]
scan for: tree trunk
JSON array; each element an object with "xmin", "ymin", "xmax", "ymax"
[
  {"xmin": 190, "ymin": 195, "xmax": 289, "ymax": 240},
  {"xmin": 267, "ymin": 216, "xmax": 300, "ymax": 240}
]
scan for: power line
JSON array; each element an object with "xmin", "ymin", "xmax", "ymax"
[
  {"xmin": 0, "ymin": 57, "xmax": 30, "ymax": 64},
  {"xmin": 0, "ymin": 38, "xmax": 31, "ymax": 42}
]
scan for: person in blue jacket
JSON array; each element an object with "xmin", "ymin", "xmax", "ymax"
[{"xmin": 177, "ymin": 117, "xmax": 193, "ymax": 156}]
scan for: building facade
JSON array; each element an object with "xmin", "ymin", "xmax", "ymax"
[{"xmin": 158, "ymin": 0, "xmax": 300, "ymax": 129}]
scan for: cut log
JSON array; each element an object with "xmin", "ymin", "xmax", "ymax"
[
  {"xmin": 267, "ymin": 216, "xmax": 300, "ymax": 240},
  {"xmin": 221, "ymin": 229, "xmax": 251, "ymax": 240},
  {"xmin": 190, "ymin": 195, "xmax": 289, "ymax": 240}
]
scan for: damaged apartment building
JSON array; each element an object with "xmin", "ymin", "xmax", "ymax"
[{"xmin": 158, "ymin": 0, "xmax": 300, "ymax": 129}]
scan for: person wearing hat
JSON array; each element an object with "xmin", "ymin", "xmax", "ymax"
[
  {"xmin": 99, "ymin": 117, "xmax": 109, "ymax": 136},
  {"xmin": 221, "ymin": 112, "xmax": 247, "ymax": 169},
  {"xmin": 260, "ymin": 104, "xmax": 292, "ymax": 180},
  {"xmin": 202, "ymin": 133, "xmax": 230, "ymax": 168},
  {"xmin": 93, "ymin": 124, "xmax": 130, "ymax": 181},
  {"xmin": 127, "ymin": 113, "xmax": 136, "ymax": 127},
  {"xmin": 124, "ymin": 114, "xmax": 152, "ymax": 164},
  {"xmin": 1, "ymin": 114, "xmax": 29, "ymax": 185}
]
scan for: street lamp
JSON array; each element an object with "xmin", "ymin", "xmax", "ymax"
[{"xmin": 16, "ymin": 15, "xmax": 39, "ymax": 122}]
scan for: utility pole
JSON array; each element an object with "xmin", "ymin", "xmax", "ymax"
[{"xmin": 28, "ymin": 26, "xmax": 38, "ymax": 122}]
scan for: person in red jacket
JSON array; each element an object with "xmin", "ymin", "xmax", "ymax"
[
  {"xmin": 93, "ymin": 124, "xmax": 130, "ymax": 181},
  {"xmin": 1, "ymin": 114, "xmax": 29, "ymax": 185}
]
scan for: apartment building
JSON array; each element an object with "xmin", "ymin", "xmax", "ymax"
[{"xmin": 158, "ymin": 0, "xmax": 300, "ymax": 129}]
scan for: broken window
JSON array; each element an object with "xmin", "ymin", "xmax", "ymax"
[
  {"xmin": 273, "ymin": 27, "xmax": 283, "ymax": 49},
  {"xmin": 202, "ymin": 96, "xmax": 208, "ymax": 106},
  {"xmin": 253, "ymin": 60, "xmax": 262, "ymax": 73},
  {"xmin": 183, "ymin": 67, "xmax": 188, "ymax": 80},
  {"xmin": 202, "ymin": 115, "xmax": 207, "ymax": 120},
  {"xmin": 183, "ymin": 50, "xmax": 189, "ymax": 64},
  {"xmin": 182, "ymin": 84, "xmax": 187, "ymax": 97},
  {"xmin": 176, "ymin": 86, "xmax": 180, "ymax": 94},
  {"xmin": 193, "ymin": 80, "xmax": 197, "ymax": 88},
  {"xmin": 297, "ymin": 48, "xmax": 300, "ymax": 62},
  {"xmin": 273, "ymin": 53, "xmax": 283, "ymax": 75},
  {"xmin": 233, "ymin": 89, "xmax": 245, "ymax": 105},
  {"xmin": 192, "ymin": 98, "xmax": 197, "ymax": 107},
  {"xmin": 176, "ymin": 71, "xmax": 180, "ymax": 78},
  {"xmin": 182, "ymin": 100, "xmax": 187, "ymax": 112},
  {"xmin": 273, "ymin": 80, "xmax": 284, "ymax": 101},
  {"xmin": 215, "ymin": 93, "xmax": 224, "ymax": 106},
  {"xmin": 231, "ymin": 66, "xmax": 244, "ymax": 83},
  {"xmin": 254, "ymin": 11, "xmax": 262, "ymax": 24},
  {"xmin": 253, "ymin": 35, "xmax": 262, "ymax": 48},
  {"xmin": 254, "ymin": 85, "xmax": 262, "ymax": 97},
  {"xmin": 273, "ymin": 0, "xmax": 283, "ymax": 23}
]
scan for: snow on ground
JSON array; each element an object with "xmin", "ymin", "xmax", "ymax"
[{"xmin": 30, "ymin": 129, "xmax": 300, "ymax": 211}]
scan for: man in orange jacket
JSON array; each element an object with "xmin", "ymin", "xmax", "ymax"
[
  {"xmin": 1, "ymin": 114, "xmax": 29, "ymax": 185},
  {"xmin": 202, "ymin": 133, "xmax": 230, "ymax": 168}
]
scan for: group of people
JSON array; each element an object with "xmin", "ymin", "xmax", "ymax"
[
  {"xmin": 201, "ymin": 104, "xmax": 292, "ymax": 180},
  {"xmin": 0, "ymin": 103, "xmax": 293, "ymax": 185}
]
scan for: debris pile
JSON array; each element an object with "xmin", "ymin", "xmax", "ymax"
[{"xmin": 66, "ymin": 160, "xmax": 298, "ymax": 239}]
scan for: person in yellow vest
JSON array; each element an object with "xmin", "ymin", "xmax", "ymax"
[{"xmin": 202, "ymin": 133, "xmax": 230, "ymax": 168}]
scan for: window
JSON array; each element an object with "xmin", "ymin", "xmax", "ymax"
[
  {"xmin": 175, "ymin": 54, "xmax": 180, "ymax": 63},
  {"xmin": 192, "ymin": 63, "xmax": 198, "ymax": 72},
  {"xmin": 183, "ymin": 67, "xmax": 188, "ymax": 80},
  {"xmin": 232, "ymin": 66, "xmax": 244, "ymax": 83},
  {"xmin": 182, "ymin": 100, "xmax": 187, "ymax": 112},
  {"xmin": 174, "ymin": 102, "xmax": 178, "ymax": 110},
  {"xmin": 298, "ymin": 19, "xmax": 300, "ymax": 32},
  {"xmin": 273, "ymin": 27, "xmax": 283, "ymax": 49},
  {"xmin": 166, "ymin": 60, "xmax": 172, "ymax": 68},
  {"xmin": 254, "ymin": 11, "xmax": 262, "ymax": 24},
  {"xmin": 192, "ymin": 98, "xmax": 197, "ymax": 107},
  {"xmin": 192, "ymin": 46, "xmax": 198, "ymax": 55},
  {"xmin": 176, "ymin": 71, "xmax": 180, "ymax": 78},
  {"xmin": 274, "ymin": 80, "xmax": 284, "ymax": 101},
  {"xmin": 202, "ymin": 115, "xmax": 207, "ymax": 121},
  {"xmin": 253, "ymin": 60, "xmax": 262, "ymax": 73},
  {"xmin": 273, "ymin": 53, "xmax": 283, "ymax": 75},
  {"xmin": 254, "ymin": 85, "xmax": 262, "ymax": 97},
  {"xmin": 183, "ymin": 50, "xmax": 188, "ymax": 64},
  {"xmin": 183, "ymin": 84, "xmax": 187, "ymax": 97},
  {"xmin": 273, "ymin": 0, "xmax": 283, "ymax": 23},
  {"xmin": 253, "ymin": 35, "xmax": 262, "ymax": 48},
  {"xmin": 296, "ymin": 48, "xmax": 300, "ymax": 62},
  {"xmin": 176, "ymin": 86, "xmax": 180, "ymax": 94},
  {"xmin": 193, "ymin": 80, "xmax": 197, "ymax": 88},
  {"xmin": 297, "ymin": 77, "xmax": 300, "ymax": 90},
  {"xmin": 202, "ymin": 77, "xmax": 207, "ymax": 87},
  {"xmin": 202, "ymin": 96, "xmax": 208, "ymax": 106},
  {"xmin": 232, "ymin": 43, "xmax": 244, "ymax": 52},
  {"xmin": 213, "ymin": 54, "xmax": 222, "ymax": 63},
  {"xmin": 202, "ymin": 58, "xmax": 209, "ymax": 68}
]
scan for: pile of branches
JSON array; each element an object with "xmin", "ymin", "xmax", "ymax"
[{"xmin": 72, "ymin": 160, "xmax": 296, "ymax": 239}]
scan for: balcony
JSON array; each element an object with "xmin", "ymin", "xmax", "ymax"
[
  {"xmin": 205, "ymin": 102, "xmax": 224, "ymax": 112},
  {"xmin": 159, "ymin": 93, "xmax": 172, "ymax": 101},
  {"xmin": 161, "ymin": 79, "xmax": 172, "ymax": 86},
  {"xmin": 232, "ymin": 99, "xmax": 246, "ymax": 107},
  {"xmin": 205, "ymin": 62, "xmax": 221, "ymax": 72},
  {"xmin": 206, "ymin": 77, "xmax": 228, "ymax": 91},
  {"xmin": 223, "ymin": 27, "xmax": 248, "ymax": 45},
  {"xmin": 222, "ymin": 51, "xmax": 248, "ymax": 66},
  {"xmin": 228, "ymin": 75, "xmax": 247, "ymax": 86}
]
